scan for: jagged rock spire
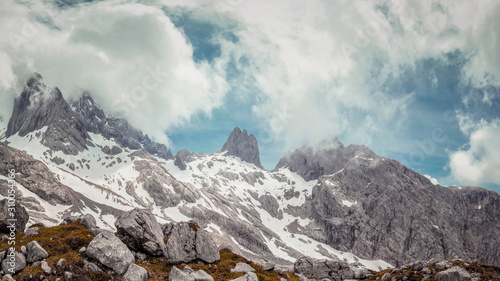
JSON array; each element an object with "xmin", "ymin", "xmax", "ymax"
[{"xmin": 221, "ymin": 127, "xmax": 262, "ymax": 168}]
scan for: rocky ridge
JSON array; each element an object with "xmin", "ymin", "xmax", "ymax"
[
  {"xmin": 5, "ymin": 73, "xmax": 91, "ymax": 155},
  {"xmin": 72, "ymin": 92, "xmax": 172, "ymax": 159}
]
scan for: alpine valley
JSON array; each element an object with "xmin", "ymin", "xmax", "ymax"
[{"xmin": 1, "ymin": 73, "xmax": 499, "ymax": 280}]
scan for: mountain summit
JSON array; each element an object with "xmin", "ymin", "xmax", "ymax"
[
  {"xmin": 6, "ymin": 72, "xmax": 91, "ymax": 155},
  {"xmin": 274, "ymin": 138, "xmax": 377, "ymax": 181},
  {"xmin": 221, "ymin": 127, "xmax": 262, "ymax": 168}
]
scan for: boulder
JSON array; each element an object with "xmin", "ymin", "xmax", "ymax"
[
  {"xmin": 231, "ymin": 263, "xmax": 255, "ymax": 273},
  {"xmin": 169, "ymin": 266, "xmax": 195, "ymax": 281},
  {"xmin": 381, "ymin": 272, "xmax": 391, "ymax": 281},
  {"xmin": 229, "ymin": 272, "xmax": 259, "ymax": 281},
  {"xmin": 262, "ymin": 262, "xmax": 275, "ymax": 271},
  {"xmin": 435, "ymin": 261, "xmax": 453, "ymax": 271},
  {"xmin": 166, "ymin": 222, "xmax": 197, "ymax": 264},
  {"xmin": 2, "ymin": 275, "xmax": 15, "ymax": 281},
  {"xmin": 124, "ymin": 264, "xmax": 148, "ymax": 281},
  {"xmin": 80, "ymin": 214, "xmax": 96, "ymax": 229},
  {"xmin": 26, "ymin": 241, "xmax": 49, "ymax": 263},
  {"xmin": 115, "ymin": 208, "xmax": 166, "ymax": 257},
  {"xmin": 195, "ymin": 229, "xmax": 220, "ymax": 263},
  {"xmin": 0, "ymin": 199, "xmax": 29, "ymax": 234},
  {"xmin": 435, "ymin": 266, "xmax": 471, "ymax": 281},
  {"xmin": 294, "ymin": 256, "xmax": 355, "ymax": 280},
  {"xmin": 1, "ymin": 251, "xmax": 26, "ymax": 274},
  {"xmin": 83, "ymin": 259, "xmax": 102, "ymax": 272},
  {"xmin": 23, "ymin": 227, "xmax": 39, "ymax": 238},
  {"xmin": 166, "ymin": 222, "xmax": 220, "ymax": 264},
  {"xmin": 86, "ymin": 231, "xmax": 134, "ymax": 274},
  {"xmin": 41, "ymin": 260, "xmax": 52, "ymax": 275},
  {"xmin": 191, "ymin": 269, "xmax": 214, "ymax": 281}
]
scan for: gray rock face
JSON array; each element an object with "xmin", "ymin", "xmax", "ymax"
[
  {"xmin": 165, "ymin": 222, "xmax": 220, "ymax": 264},
  {"xmin": 72, "ymin": 92, "xmax": 172, "ymax": 159},
  {"xmin": 6, "ymin": 72, "xmax": 91, "ymax": 155},
  {"xmin": 85, "ymin": 231, "xmax": 135, "ymax": 274},
  {"xmin": 133, "ymin": 159, "xmax": 199, "ymax": 208},
  {"xmin": 115, "ymin": 208, "xmax": 166, "ymax": 257},
  {"xmin": 294, "ymin": 256, "xmax": 355, "ymax": 281},
  {"xmin": 195, "ymin": 229, "xmax": 220, "ymax": 263},
  {"xmin": 174, "ymin": 149, "xmax": 194, "ymax": 170},
  {"xmin": 221, "ymin": 127, "xmax": 262, "ymax": 168},
  {"xmin": 0, "ymin": 199, "xmax": 29, "ymax": 234},
  {"xmin": 80, "ymin": 213, "xmax": 96, "ymax": 229},
  {"xmin": 124, "ymin": 264, "xmax": 148, "ymax": 281},
  {"xmin": 435, "ymin": 266, "xmax": 471, "ymax": 281},
  {"xmin": 0, "ymin": 142, "xmax": 75, "ymax": 205},
  {"xmin": 1, "ymin": 251, "xmax": 26, "ymax": 274},
  {"xmin": 305, "ymin": 151, "xmax": 500, "ymax": 266},
  {"xmin": 274, "ymin": 138, "xmax": 376, "ymax": 181},
  {"xmin": 26, "ymin": 241, "xmax": 49, "ymax": 263}
]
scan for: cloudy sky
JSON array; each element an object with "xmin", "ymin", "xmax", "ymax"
[{"xmin": 0, "ymin": 0, "xmax": 499, "ymax": 193}]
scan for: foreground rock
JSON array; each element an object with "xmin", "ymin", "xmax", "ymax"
[
  {"xmin": 435, "ymin": 266, "xmax": 472, "ymax": 281},
  {"xmin": 165, "ymin": 222, "xmax": 220, "ymax": 264},
  {"xmin": 124, "ymin": 264, "xmax": 148, "ymax": 281},
  {"xmin": 86, "ymin": 231, "xmax": 135, "ymax": 274},
  {"xmin": 115, "ymin": 208, "xmax": 166, "ymax": 256},
  {"xmin": 1, "ymin": 251, "xmax": 26, "ymax": 274},
  {"xmin": 26, "ymin": 241, "xmax": 49, "ymax": 263},
  {"xmin": 0, "ymin": 199, "xmax": 29, "ymax": 234},
  {"xmin": 294, "ymin": 256, "xmax": 355, "ymax": 280},
  {"xmin": 229, "ymin": 272, "xmax": 258, "ymax": 281}
]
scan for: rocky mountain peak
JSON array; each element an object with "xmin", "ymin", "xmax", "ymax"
[
  {"xmin": 72, "ymin": 92, "xmax": 173, "ymax": 160},
  {"xmin": 6, "ymin": 72, "xmax": 90, "ymax": 155},
  {"xmin": 274, "ymin": 137, "xmax": 378, "ymax": 181},
  {"xmin": 221, "ymin": 127, "xmax": 262, "ymax": 168}
]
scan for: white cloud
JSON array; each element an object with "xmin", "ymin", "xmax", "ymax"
[
  {"xmin": 449, "ymin": 117, "xmax": 500, "ymax": 186},
  {"xmin": 424, "ymin": 175, "xmax": 439, "ymax": 185},
  {"xmin": 188, "ymin": 0, "xmax": 499, "ymax": 150},
  {"xmin": 1, "ymin": 0, "xmax": 499, "ymax": 154},
  {"xmin": 0, "ymin": 0, "xmax": 228, "ymax": 145}
]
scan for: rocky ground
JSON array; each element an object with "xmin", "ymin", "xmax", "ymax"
[{"xmin": 0, "ymin": 210, "xmax": 301, "ymax": 281}]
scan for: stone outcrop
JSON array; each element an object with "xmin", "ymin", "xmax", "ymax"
[
  {"xmin": 0, "ymin": 199, "xmax": 29, "ymax": 234},
  {"xmin": 85, "ymin": 231, "xmax": 135, "ymax": 274},
  {"xmin": 0, "ymin": 142, "xmax": 75, "ymax": 205},
  {"xmin": 174, "ymin": 149, "xmax": 194, "ymax": 170},
  {"xmin": 221, "ymin": 127, "xmax": 262, "ymax": 168},
  {"xmin": 115, "ymin": 208, "xmax": 166, "ymax": 257}
]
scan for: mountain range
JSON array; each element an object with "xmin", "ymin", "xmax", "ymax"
[{"xmin": 1, "ymin": 73, "xmax": 499, "ymax": 273}]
